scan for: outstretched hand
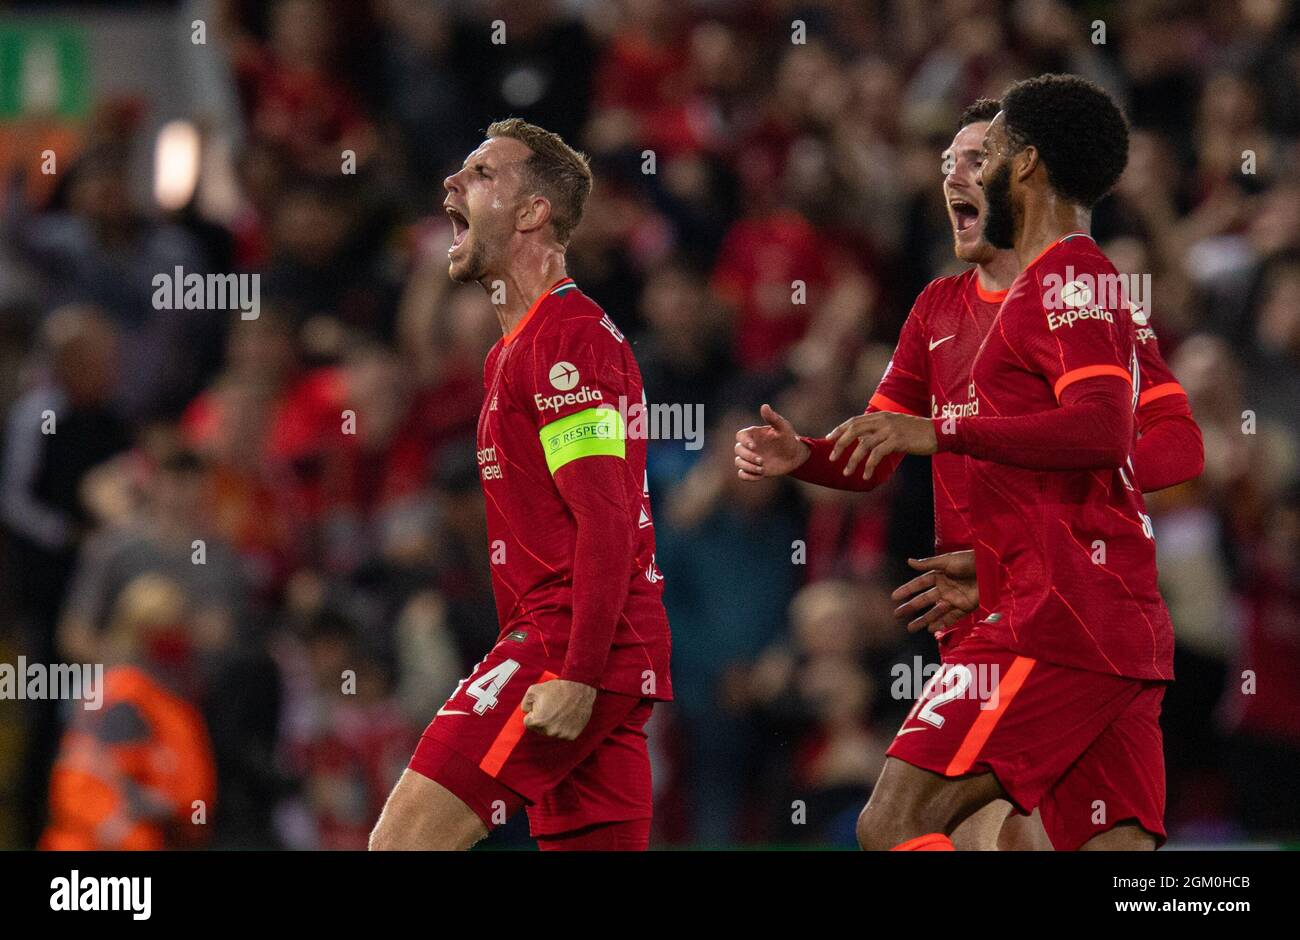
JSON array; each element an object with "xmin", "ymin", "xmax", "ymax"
[
  {"xmin": 890, "ymin": 551, "xmax": 978, "ymax": 634},
  {"xmin": 735, "ymin": 404, "xmax": 810, "ymax": 480}
]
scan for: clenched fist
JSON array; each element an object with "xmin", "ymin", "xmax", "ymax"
[{"xmin": 521, "ymin": 679, "xmax": 597, "ymax": 741}]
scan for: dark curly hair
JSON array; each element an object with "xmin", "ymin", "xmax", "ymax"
[
  {"xmin": 958, "ymin": 98, "xmax": 1001, "ymax": 131},
  {"xmin": 1000, "ymin": 74, "xmax": 1129, "ymax": 209}
]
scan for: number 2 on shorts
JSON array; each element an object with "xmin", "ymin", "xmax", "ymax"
[{"xmin": 906, "ymin": 663, "xmax": 972, "ymax": 728}]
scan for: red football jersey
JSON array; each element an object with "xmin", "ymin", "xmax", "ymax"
[
  {"xmin": 857, "ymin": 268, "xmax": 1187, "ymax": 543},
  {"xmin": 871, "ymin": 268, "xmax": 1005, "ymax": 555},
  {"xmin": 793, "ymin": 264, "xmax": 1195, "ymax": 646},
  {"xmin": 476, "ymin": 278, "xmax": 672, "ymax": 700},
  {"xmin": 954, "ymin": 232, "xmax": 1174, "ymax": 680}
]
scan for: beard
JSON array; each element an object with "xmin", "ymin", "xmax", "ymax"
[
  {"xmin": 955, "ymin": 235, "xmax": 997, "ymax": 265},
  {"xmin": 981, "ymin": 161, "xmax": 1017, "ymax": 250},
  {"xmin": 449, "ymin": 236, "xmax": 489, "ymax": 284}
]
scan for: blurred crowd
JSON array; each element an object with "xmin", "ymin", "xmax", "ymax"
[{"xmin": 0, "ymin": 0, "xmax": 1297, "ymax": 849}]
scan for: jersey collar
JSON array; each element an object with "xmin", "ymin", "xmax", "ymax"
[
  {"xmin": 1024, "ymin": 230, "xmax": 1094, "ymax": 271},
  {"xmin": 974, "ymin": 277, "xmax": 1008, "ymax": 303},
  {"xmin": 503, "ymin": 277, "xmax": 575, "ymax": 346}
]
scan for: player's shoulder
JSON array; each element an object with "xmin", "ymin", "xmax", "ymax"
[
  {"xmin": 537, "ymin": 284, "xmax": 628, "ymax": 350},
  {"xmin": 1030, "ymin": 234, "xmax": 1118, "ymax": 294},
  {"xmin": 914, "ymin": 268, "xmax": 978, "ymax": 313},
  {"xmin": 902, "ymin": 269, "xmax": 979, "ymax": 335},
  {"xmin": 1005, "ymin": 233, "xmax": 1117, "ymax": 315}
]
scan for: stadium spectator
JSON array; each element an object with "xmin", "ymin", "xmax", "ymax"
[
  {"xmin": 2, "ymin": 306, "xmax": 131, "ymax": 844},
  {"xmin": 41, "ymin": 574, "xmax": 216, "ymax": 851}
]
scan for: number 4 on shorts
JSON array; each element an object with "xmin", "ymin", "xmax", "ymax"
[{"xmin": 467, "ymin": 659, "xmax": 520, "ymax": 715}]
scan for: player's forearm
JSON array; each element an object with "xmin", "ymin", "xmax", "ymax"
[
  {"xmin": 555, "ymin": 460, "xmax": 635, "ymax": 687},
  {"xmin": 564, "ymin": 516, "xmax": 633, "ymax": 686},
  {"xmin": 790, "ymin": 404, "xmax": 907, "ymax": 492},
  {"xmin": 790, "ymin": 436, "xmax": 898, "ymax": 490},
  {"xmin": 1135, "ymin": 404, "xmax": 1204, "ymax": 492},
  {"xmin": 935, "ymin": 385, "xmax": 1133, "ymax": 471}
]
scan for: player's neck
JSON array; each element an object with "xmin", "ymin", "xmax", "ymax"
[
  {"xmin": 484, "ymin": 246, "xmax": 569, "ymax": 338},
  {"xmin": 1014, "ymin": 194, "xmax": 1091, "ymax": 270},
  {"xmin": 976, "ymin": 250, "xmax": 1019, "ymax": 293}
]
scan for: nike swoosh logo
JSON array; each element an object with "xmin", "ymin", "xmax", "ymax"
[
  {"xmin": 929, "ymin": 335, "xmax": 955, "ymax": 351},
  {"xmin": 894, "ymin": 725, "xmax": 927, "ymax": 736},
  {"xmin": 436, "ymin": 708, "xmax": 470, "ymax": 717}
]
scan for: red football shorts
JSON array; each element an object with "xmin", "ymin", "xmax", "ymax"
[
  {"xmin": 409, "ymin": 633, "xmax": 654, "ymax": 840},
  {"xmin": 935, "ymin": 614, "xmax": 976, "ymax": 657},
  {"xmin": 887, "ymin": 630, "xmax": 1167, "ymax": 850}
]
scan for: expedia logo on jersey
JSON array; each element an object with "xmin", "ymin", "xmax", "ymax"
[
  {"xmin": 1043, "ymin": 276, "xmax": 1116, "ymax": 331},
  {"xmin": 549, "ymin": 361, "xmax": 580, "ymax": 390},
  {"xmin": 535, "ymin": 386, "xmax": 604, "ymax": 413},
  {"xmin": 1046, "ymin": 304, "xmax": 1115, "ymax": 332},
  {"xmin": 537, "ymin": 360, "xmax": 604, "ymax": 413},
  {"xmin": 1130, "ymin": 302, "xmax": 1156, "ymax": 344}
]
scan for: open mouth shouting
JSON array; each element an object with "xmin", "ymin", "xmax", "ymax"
[
  {"xmin": 949, "ymin": 197, "xmax": 979, "ymax": 235},
  {"xmin": 446, "ymin": 203, "xmax": 470, "ymax": 257}
]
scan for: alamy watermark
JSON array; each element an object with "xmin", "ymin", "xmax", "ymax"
[
  {"xmin": 618, "ymin": 395, "xmax": 704, "ymax": 451},
  {"xmin": 1, "ymin": 658, "xmax": 103, "ymax": 710},
  {"xmin": 152, "ymin": 266, "xmax": 260, "ymax": 320},
  {"xmin": 1041, "ymin": 267, "xmax": 1152, "ymax": 321},
  {"xmin": 532, "ymin": 358, "xmax": 704, "ymax": 450},
  {"xmin": 892, "ymin": 658, "xmax": 1003, "ymax": 713},
  {"xmin": 50, "ymin": 870, "xmax": 151, "ymax": 920}
]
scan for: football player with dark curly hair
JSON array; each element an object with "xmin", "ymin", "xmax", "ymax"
[{"xmin": 845, "ymin": 74, "xmax": 1197, "ymax": 852}]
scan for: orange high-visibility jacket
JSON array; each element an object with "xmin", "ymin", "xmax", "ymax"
[{"xmin": 42, "ymin": 665, "xmax": 216, "ymax": 850}]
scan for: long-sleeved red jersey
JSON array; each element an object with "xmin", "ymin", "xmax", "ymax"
[
  {"xmin": 791, "ymin": 261, "xmax": 1202, "ymax": 652},
  {"xmin": 934, "ymin": 232, "xmax": 1177, "ymax": 680},
  {"xmin": 476, "ymin": 277, "xmax": 672, "ymax": 698}
]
